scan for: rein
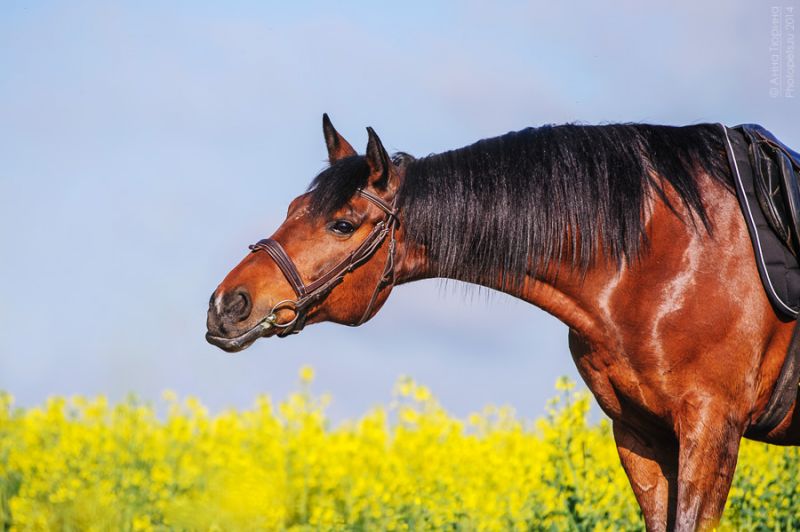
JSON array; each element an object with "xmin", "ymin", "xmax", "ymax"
[{"xmin": 248, "ymin": 189, "xmax": 398, "ymax": 336}]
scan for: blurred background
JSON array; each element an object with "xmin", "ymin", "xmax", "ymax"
[{"xmin": 1, "ymin": 1, "xmax": 797, "ymax": 421}]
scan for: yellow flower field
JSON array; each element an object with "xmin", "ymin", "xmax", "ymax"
[{"xmin": 1, "ymin": 368, "xmax": 798, "ymax": 531}]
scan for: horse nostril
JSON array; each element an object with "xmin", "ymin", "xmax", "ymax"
[{"xmin": 221, "ymin": 287, "xmax": 252, "ymax": 323}]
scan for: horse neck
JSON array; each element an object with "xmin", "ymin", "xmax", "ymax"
[
  {"xmin": 388, "ymin": 156, "xmax": 629, "ymax": 348},
  {"xmin": 393, "ymin": 235, "xmax": 620, "ymax": 349}
]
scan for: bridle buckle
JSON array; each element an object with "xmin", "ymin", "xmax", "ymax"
[{"xmin": 260, "ymin": 299, "xmax": 301, "ymax": 331}]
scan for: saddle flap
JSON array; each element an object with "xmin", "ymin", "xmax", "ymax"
[{"xmin": 740, "ymin": 125, "xmax": 800, "ymax": 255}]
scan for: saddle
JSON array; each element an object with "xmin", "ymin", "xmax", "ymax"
[
  {"xmin": 723, "ymin": 124, "xmax": 800, "ymax": 437},
  {"xmin": 723, "ymin": 124, "xmax": 800, "ymax": 318}
]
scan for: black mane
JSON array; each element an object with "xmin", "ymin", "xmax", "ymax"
[{"xmin": 308, "ymin": 123, "xmax": 731, "ymax": 289}]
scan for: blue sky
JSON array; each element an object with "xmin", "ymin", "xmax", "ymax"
[{"xmin": 1, "ymin": 1, "xmax": 797, "ymax": 420}]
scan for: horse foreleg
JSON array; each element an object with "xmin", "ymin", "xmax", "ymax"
[
  {"xmin": 613, "ymin": 421, "xmax": 677, "ymax": 531},
  {"xmin": 673, "ymin": 403, "xmax": 743, "ymax": 531}
]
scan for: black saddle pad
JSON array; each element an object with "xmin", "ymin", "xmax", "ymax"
[{"xmin": 722, "ymin": 124, "xmax": 800, "ymax": 318}]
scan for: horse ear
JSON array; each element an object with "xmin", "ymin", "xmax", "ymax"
[
  {"xmin": 322, "ymin": 113, "xmax": 356, "ymax": 163},
  {"xmin": 365, "ymin": 126, "xmax": 393, "ymax": 189}
]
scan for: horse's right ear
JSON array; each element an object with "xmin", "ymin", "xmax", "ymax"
[
  {"xmin": 365, "ymin": 126, "xmax": 393, "ymax": 190},
  {"xmin": 322, "ymin": 113, "xmax": 356, "ymax": 163}
]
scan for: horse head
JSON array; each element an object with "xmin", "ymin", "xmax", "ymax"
[{"xmin": 206, "ymin": 114, "xmax": 413, "ymax": 352}]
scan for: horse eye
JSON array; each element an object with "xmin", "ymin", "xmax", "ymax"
[{"xmin": 330, "ymin": 220, "xmax": 355, "ymax": 235}]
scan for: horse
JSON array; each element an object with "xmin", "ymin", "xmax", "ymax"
[{"xmin": 206, "ymin": 114, "xmax": 800, "ymax": 531}]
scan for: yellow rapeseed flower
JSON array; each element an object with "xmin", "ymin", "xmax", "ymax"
[
  {"xmin": 299, "ymin": 364, "xmax": 315, "ymax": 383},
  {"xmin": 0, "ymin": 372, "xmax": 796, "ymax": 530}
]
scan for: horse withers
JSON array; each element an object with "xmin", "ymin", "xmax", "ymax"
[{"xmin": 207, "ymin": 115, "xmax": 800, "ymax": 531}]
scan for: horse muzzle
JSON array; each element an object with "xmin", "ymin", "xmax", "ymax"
[
  {"xmin": 205, "ymin": 323, "xmax": 269, "ymax": 353},
  {"xmin": 206, "ymin": 288, "xmax": 303, "ymax": 352}
]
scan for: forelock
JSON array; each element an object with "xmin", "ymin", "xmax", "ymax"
[{"xmin": 307, "ymin": 156, "xmax": 370, "ymax": 218}]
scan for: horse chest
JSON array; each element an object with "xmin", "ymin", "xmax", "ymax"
[{"xmin": 567, "ymin": 328, "xmax": 647, "ymax": 421}]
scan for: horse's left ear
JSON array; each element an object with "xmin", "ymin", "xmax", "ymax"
[{"xmin": 365, "ymin": 126, "xmax": 393, "ymax": 190}]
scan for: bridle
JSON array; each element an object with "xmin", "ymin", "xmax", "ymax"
[{"xmin": 248, "ymin": 189, "xmax": 398, "ymax": 336}]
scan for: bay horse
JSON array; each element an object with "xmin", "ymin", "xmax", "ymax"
[{"xmin": 206, "ymin": 115, "xmax": 800, "ymax": 531}]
